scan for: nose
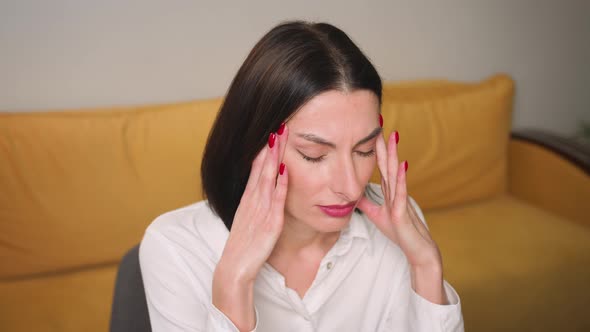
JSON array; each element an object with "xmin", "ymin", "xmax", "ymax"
[{"xmin": 332, "ymin": 155, "xmax": 363, "ymax": 202}]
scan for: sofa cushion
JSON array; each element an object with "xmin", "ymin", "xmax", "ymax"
[
  {"xmin": 0, "ymin": 264, "xmax": 117, "ymax": 332},
  {"xmin": 426, "ymin": 194, "xmax": 590, "ymax": 331},
  {"xmin": 373, "ymin": 74, "xmax": 514, "ymax": 209},
  {"xmin": 0, "ymin": 99, "xmax": 221, "ymax": 278}
]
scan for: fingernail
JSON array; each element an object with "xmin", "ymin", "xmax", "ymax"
[
  {"xmin": 277, "ymin": 122, "xmax": 285, "ymax": 135},
  {"xmin": 379, "ymin": 114, "xmax": 383, "ymax": 127},
  {"xmin": 279, "ymin": 163, "xmax": 285, "ymax": 175},
  {"xmin": 268, "ymin": 133, "xmax": 276, "ymax": 148},
  {"xmin": 395, "ymin": 131, "xmax": 399, "ymax": 144},
  {"xmin": 404, "ymin": 161, "xmax": 408, "ymax": 172}
]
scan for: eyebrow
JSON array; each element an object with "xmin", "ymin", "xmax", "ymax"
[{"xmin": 295, "ymin": 127, "xmax": 383, "ymax": 149}]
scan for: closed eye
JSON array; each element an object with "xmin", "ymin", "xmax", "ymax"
[
  {"xmin": 299, "ymin": 149, "xmax": 374, "ymax": 163},
  {"xmin": 356, "ymin": 149, "xmax": 375, "ymax": 157},
  {"xmin": 299, "ymin": 151, "xmax": 325, "ymax": 163}
]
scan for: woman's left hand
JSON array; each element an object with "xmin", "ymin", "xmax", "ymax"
[{"xmin": 357, "ymin": 131, "xmax": 447, "ymax": 304}]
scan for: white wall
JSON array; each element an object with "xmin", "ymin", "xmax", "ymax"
[{"xmin": 1, "ymin": 0, "xmax": 589, "ymax": 136}]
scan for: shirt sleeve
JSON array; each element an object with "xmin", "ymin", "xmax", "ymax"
[
  {"xmin": 407, "ymin": 280, "xmax": 464, "ymax": 331},
  {"xmin": 139, "ymin": 229, "xmax": 258, "ymax": 332},
  {"xmin": 384, "ymin": 259, "xmax": 464, "ymax": 332},
  {"xmin": 384, "ymin": 197, "xmax": 465, "ymax": 331}
]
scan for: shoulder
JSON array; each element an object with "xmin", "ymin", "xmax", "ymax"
[
  {"xmin": 139, "ymin": 201, "xmax": 229, "ymax": 269},
  {"xmin": 138, "ymin": 202, "xmax": 226, "ymax": 318}
]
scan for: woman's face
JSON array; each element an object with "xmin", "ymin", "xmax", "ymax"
[{"xmin": 283, "ymin": 89, "xmax": 380, "ymax": 233}]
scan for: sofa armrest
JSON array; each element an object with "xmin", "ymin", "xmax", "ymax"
[{"xmin": 508, "ymin": 129, "xmax": 590, "ymax": 226}]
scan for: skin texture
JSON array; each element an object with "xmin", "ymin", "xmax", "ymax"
[{"xmin": 213, "ymin": 89, "xmax": 447, "ymax": 331}]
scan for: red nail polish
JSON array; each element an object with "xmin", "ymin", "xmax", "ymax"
[
  {"xmin": 395, "ymin": 131, "xmax": 399, "ymax": 144},
  {"xmin": 277, "ymin": 122, "xmax": 285, "ymax": 135},
  {"xmin": 268, "ymin": 133, "xmax": 276, "ymax": 148},
  {"xmin": 279, "ymin": 163, "xmax": 285, "ymax": 175},
  {"xmin": 379, "ymin": 114, "xmax": 383, "ymax": 127},
  {"xmin": 404, "ymin": 161, "xmax": 408, "ymax": 172}
]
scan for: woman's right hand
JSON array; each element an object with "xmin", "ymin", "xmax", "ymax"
[{"xmin": 212, "ymin": 124, "xmax": 289, "ymax": 331}]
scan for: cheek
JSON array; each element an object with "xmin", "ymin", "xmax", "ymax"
[
  {"xmin": 346, "ymin": 159, "xmax": 376, "ymax": 192},
  {"xmin": 359, "ymin": 156, "xmax": 377, "ymax": 181},
  {"xmin": 284, "ymin": 154, "xmax": 323, "ymax": 190},
  {"xmin": 282, "ymin": 153, "xmax": 329, "ymax": 205}
]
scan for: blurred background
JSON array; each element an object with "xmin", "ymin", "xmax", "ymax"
[
  {"xmin": 1, "ymin": 2, "xmax": 590, "ymax": 332},
  {"xmin": 1, "ymin": 0, "xmax": 589, "ymax": 138}
]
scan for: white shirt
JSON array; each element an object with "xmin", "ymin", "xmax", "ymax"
[{"xmin": 139, "ymin": 187, "xmax": 464, "ymax": 332}]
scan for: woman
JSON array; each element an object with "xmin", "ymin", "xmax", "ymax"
[{"xmin": 140, "ymin": 21, "xmax": 464, "ymax": 331}]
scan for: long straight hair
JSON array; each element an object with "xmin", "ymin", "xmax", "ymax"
[{"xmin": 201, "ymin": 21, "xmax": 382, "ymax": 230}]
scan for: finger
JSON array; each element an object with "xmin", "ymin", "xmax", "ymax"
[
  {"xmin": 276, "ymin": 123, "xmax": 289, "ymax": 172},
  {"xmin": 258, "ymin": 132, "xmax": 280, "ymax": 200},
  {"xmin": 375, "ymin": 133, "xmax": 389, "ymax": 201},
  {"xmin": 357, "ymin": 196, "xmax": 392, "ymax": 235},
  {"xmin": 407, "ymin": 197, "xmax": 426, "ymax": 229},
  {"xmin": 380, "ymin": 177, "xmax": 387, "ymax": 203},
  {"xmin": 387, "ymin": 131, "xmax": 400, "ymax": 205},
  {"xmin": 243, "ymin": 144, "xmax": 268, "ymax": 196},
  {"xmin": 269, "ymin": 162, "xmax": 288, "ymax": 231},
  {"xmin": 393, "ymin": 160, "xmax": 408, "ymax": 217},
  {"xmin": 407, "ymin": 198, "xmax": 432, "ymax": 241}
]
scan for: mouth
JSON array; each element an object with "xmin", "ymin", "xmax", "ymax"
[{"xmin": 318, "ymin": 202, "xmax": 357, "ymax": 218}]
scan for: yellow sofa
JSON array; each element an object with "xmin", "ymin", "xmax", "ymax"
[{"xmin": 1, "ymin": 74, "xmax": 589, "ymax": 331}]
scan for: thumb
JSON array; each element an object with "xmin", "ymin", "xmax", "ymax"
[
  {"xmin": 358, "ymin": 196, "xmax": 394, "ymax": 238},
  {"xmin": 357, "ymin": 196, "xmax": 381, "ymax": 222}
]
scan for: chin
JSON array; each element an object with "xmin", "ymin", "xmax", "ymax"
[
  {"xmin": 284, "ymin": 206, "xmax": 354, "ymax": 233},
  {"xmin": 311, "ymin": 211, "xmax": 354, "ymax": 233}
]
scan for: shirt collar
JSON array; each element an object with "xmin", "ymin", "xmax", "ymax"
[{"xmin": 347, "ymin": 210, "xmax": 371, "ymax": 241}]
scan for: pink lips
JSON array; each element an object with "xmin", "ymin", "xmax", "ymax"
[{"xmin": 319, "ymin": 202, "xmax": 357, "ymax": 218}]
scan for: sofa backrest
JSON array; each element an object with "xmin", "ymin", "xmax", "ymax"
[
  {"xmin": 373, "ymin": 74, "xmax": 515, "ymax": 209},
  {"xmin": 0, "ymin": 74, "xmax": 514, "ymax": 278},
  {"xmin": 0, "ymin": 99, "xmax": 222, "ymax": 278}
]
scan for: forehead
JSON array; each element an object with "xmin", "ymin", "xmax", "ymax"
[{"xmin": 288, "ymin": 89, "xmax": 379, "ymax": 127}]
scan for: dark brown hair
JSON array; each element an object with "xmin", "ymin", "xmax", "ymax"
[{"xmin": 201, "ymin": 21, "xmax": 382, "ymax": 230}]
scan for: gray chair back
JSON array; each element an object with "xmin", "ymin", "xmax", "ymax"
[{"xmin": 110, "ymin": 245, "xmax": 152, "ymax": 332}]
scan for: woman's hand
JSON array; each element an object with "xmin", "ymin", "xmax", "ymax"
[
  {"xmin": 357, "ymin": 131, "xmax": 448, "ymax": 304},
  {"xmin": 213, "ymin": 124, "xmax": 289, "ymax": 330}
]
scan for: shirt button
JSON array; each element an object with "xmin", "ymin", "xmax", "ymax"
[{"xmin": 327, "ymin": 262, "xmax": 334, "ymax": 270}]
